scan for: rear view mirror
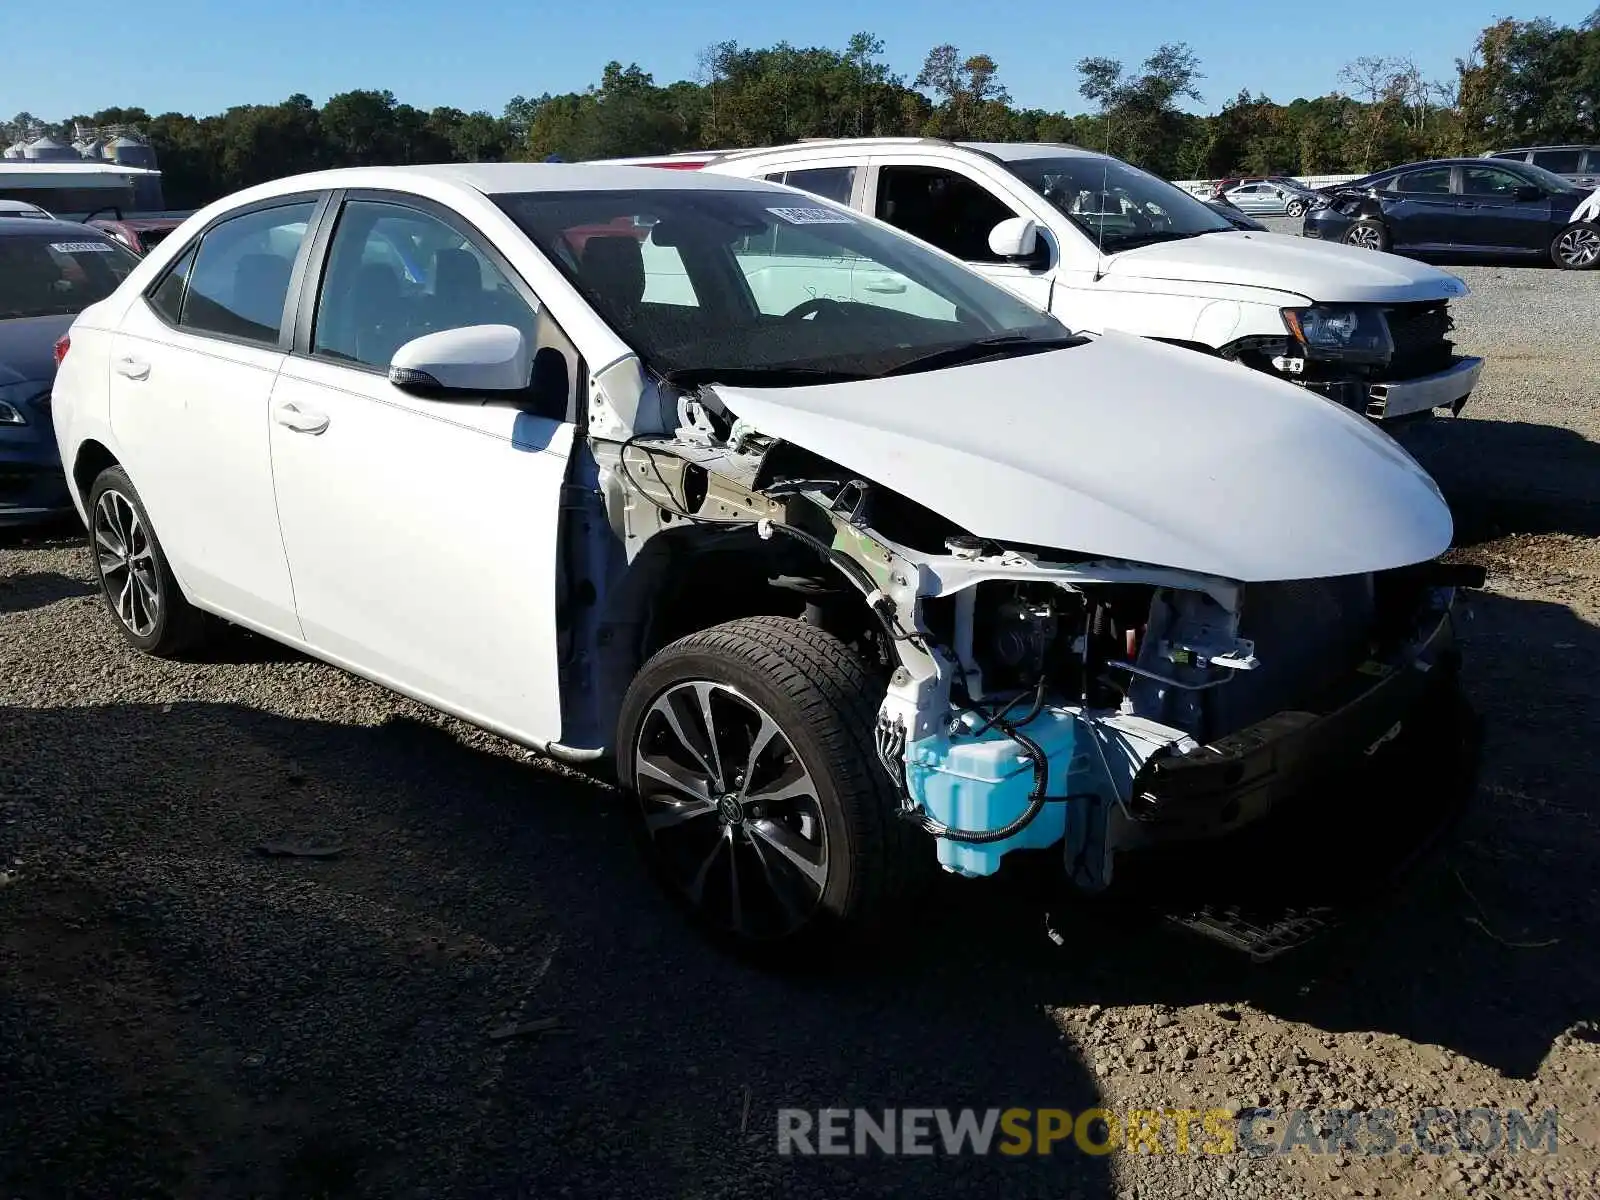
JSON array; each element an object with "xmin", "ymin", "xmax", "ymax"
[
  {"xmin": 988, "ymin": 216, "xmax": 1041, "ymax": 260},
  {"xmin": 1513, "ymin": 184, "xmax": 1543, "ymax": 202},
  {"xmin": 389, "ymin": 324, "xmax": 530, "ymax": 395}
]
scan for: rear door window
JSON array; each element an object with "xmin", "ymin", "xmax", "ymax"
[
  {"xmin": 764, "ymin": 166, "xmax": 857, "ymax": 206},
  {"xmin": 179, "ymin": 202, "xmax": 317, "ymax": 344},
  {"xmin": 1393, "ymin": 168, "xmax": 1453, "ymax": 195},
  {"xmin": 1531, "ymin": 149, "xmax": 1582, "ymax": 174}
]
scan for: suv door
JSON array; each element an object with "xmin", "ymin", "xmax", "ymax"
[
  {"xmin": 107, "ymin": 195, "xmax": 322, "ymax": 635},
  {"xmin": 1458, "ymin": 164, "xmax": 1552, "ymax": 252},
  {"xmin": 867, "ymin": 159, "xmax": 1053, "ymax": 311},
  {"xmin": 266, "ymin": 192, "xmax": 576, "ymax": 745}
]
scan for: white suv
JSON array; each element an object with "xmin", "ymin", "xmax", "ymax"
[{"xmin": 698, "ymin": 138, "xmax": 1484, "ymax": 423}]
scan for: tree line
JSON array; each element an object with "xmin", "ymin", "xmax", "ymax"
[{"xmin": 5, "ymin": 13, "xmax": 1596, "ymax": 210}]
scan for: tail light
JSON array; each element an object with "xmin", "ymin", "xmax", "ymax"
[{"xmin": 53, "ymin": 333, "xmax": 70, "ymax": 367}]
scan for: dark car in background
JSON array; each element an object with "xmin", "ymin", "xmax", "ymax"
[
  {"xmin": 0, "ymin": 217, "xmax": 139, "ymax": 525},
  {"xmin": 84, "ymin": 212, "xmax": 188, "ymax": 257},
  {"xmin": 1485, "ymin": 145, "xmax": 1599, "ymax": 188},
  {"xmin": 1303, "ymin": 157, "xmax": 1600, "ymax": 269}
]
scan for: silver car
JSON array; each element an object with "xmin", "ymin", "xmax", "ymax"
[{"xmin": 1223, "ymin": 180, "xmax": 1317, "ymax": 216}]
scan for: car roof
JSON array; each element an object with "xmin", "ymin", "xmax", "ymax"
[
  {"xmin": 1490, "ymin": 144, "xmax": 1599, "ymax": 152},
  {"xmin": 252, "ymin": 162, "xmax": 785, "ymax": 199},
  {"xmin": 954, "ymin": 142, "xmax": 1099, "ymax": 162},
  {"xmin": 0, "ymin": 215, "xmax": 121, "ymax": 238}
]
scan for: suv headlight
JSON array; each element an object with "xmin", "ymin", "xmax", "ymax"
[
  {"xmin": 0, "ymin": 400, "xmax": 25, "ymax": 426},
  {"xmin": 1281, "ymin": 305, "xmax": 1393, "ymax": 364}
]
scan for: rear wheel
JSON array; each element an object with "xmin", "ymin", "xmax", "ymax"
[
  {"xmin": 1344, "ymin": 219, "xmax": 1389, "ymax": 251},
  {"xmin": 617, "ymin": 616, "xmax": 922, "ymax": 954},
  {"xmin": 87, "ymin": 466, "xmax": 211, "ymax": 657},
  {"xmin": 1551, "ymin": 222, "xmax": 1600, "ymax": 270}
]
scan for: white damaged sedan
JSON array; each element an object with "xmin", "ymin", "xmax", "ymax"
[{"xmin": 51, "ymin": 164, "xmax": 1479, "ymax": 955}]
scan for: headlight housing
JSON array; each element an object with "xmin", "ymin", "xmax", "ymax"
[
  {"xmin": 1281, "ymin": 305, "xmax": 1393, "ymax": 364},
  {"xmin": 0, "ymin": 382, "xmax": 51, "ymax": 427}
]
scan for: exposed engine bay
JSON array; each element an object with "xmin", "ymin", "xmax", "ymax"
[{"xmin": 561, "ymin": 365, "xmax": 1477, "ymax": 891}]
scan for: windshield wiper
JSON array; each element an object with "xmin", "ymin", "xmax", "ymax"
[
  {"xmin": 659, "ymin": 365, "xmax": 872, "ymax": 388},
  {"xmin": 879, "ymin": 333, "xmax": 1086, "ymax": 378},
  {"xmin": 1100, "ymin": 229, "xmax": 1203, "ymax": 251}
]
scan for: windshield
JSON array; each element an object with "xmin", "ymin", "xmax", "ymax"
[
  {"xmin": 1003, "ymin": 156, "xmax": 1234, "ymax": 250},
  {"xmin": 0, "ymin": 232, "xmax": 138, "ymax": 319},
  {"xmin": 495, "ymin": 188, "xmax": 1074, "ymax": 383}
]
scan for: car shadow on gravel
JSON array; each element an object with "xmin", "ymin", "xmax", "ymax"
[
  {"xmin": 1032, "ymin": 586, "xmax": 1599, "ymax": 1082},
  {"xmin": 0, "ymin": 699, "xmax": 1114, "ymax": 1200},
  {"xmin": 0, "ymin": 570, "xmax": 95, "ymax": 614},
  {"xmin": 1402, "ymin": 414, "xmax": 1600, "ymax": 545}
]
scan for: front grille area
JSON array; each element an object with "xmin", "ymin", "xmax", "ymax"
[{"xmin": 1384, "ymin": 300, "xmax": 1455, "ymax": 380}]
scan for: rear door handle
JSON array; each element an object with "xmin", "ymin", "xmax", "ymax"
[
  {"xmin": 862, "ymin": 276, "xmax": 907, "ymax": 294},
  {"xmin": 114, "ymin": 356, "xmax": 149, "ymax": 381},
  {"xmin": 273, "ymin": 401, "xmax": 330, "ymax": 435}
]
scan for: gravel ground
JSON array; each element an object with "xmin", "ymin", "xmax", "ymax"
[{"xmin": 3, "ymin": 240, "xmax": 1599, "ymax": 1199}]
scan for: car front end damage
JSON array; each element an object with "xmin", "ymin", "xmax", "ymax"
[
  {"xmin": 586, "ymin": 375, "xmax": 1481, "ymax": 948},
  {"xmin": 1224, "ymin": 298, "xmax": 1482, "ymax": 422}
]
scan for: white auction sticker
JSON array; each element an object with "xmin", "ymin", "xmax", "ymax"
[
  {"xmin": 50, "ymin": 241, "xmax": 118, "ymax": 253},
  {"xmin": 767, "ymin": 206, "xmax": 854, "ymax": 225}
]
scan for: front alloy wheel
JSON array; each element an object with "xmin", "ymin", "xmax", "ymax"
[
  {"xmin": 1286, "ymin": 199, "xmax": 1307, "ymax": 217},
  {"xmin": 617, "ymin": 616, "xmax": 924, "ymax": 953},
  {"xmin": 1345, "ymin": 222, "xmax": 1386, "ymax": 250},
  {"xmin": 1552, "ymin": 223, "xmax": 1600, "ymax": 270},
  {"xmin": 634, "ymin": 680, "xmax": 829, "ymax": 941}
]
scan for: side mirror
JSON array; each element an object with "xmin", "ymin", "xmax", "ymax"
[
  {"xmin": 389, "ymin": 324, "xmax": 530, "ymax": 396},
  {"xmin": 988, "ymin": 216, "xmax": 1041, "ymax": 260},
  {"xmin": 1513, "ymin": 184, "xmax": 1543, "ymax": 202}
]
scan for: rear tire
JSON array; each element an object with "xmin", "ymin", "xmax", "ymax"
[
  {"xmin": 616, "ymin": 616, "xmax": 924, "ymax": 956},
  {"xmin": 1344, "ymin": 219, "xmax": 1390, "ymax": 251},
  {"xmin": 86, "ymin": 466, "xmax": 211, "ymax": 657},
  {"xmin": 1550, "ymin": 221, "xmax": 1600, "ymax": 270}
]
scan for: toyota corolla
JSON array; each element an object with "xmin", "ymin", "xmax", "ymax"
[{"xmin": 51, "ymin": 164, "xmax": 1478, "ymax": 956}]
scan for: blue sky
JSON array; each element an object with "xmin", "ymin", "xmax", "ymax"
[{"xmin": 11, "ymin": 0, "xmax": 1596, "ymax": 122}]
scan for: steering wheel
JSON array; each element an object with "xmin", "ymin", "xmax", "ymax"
[{"xmin": 783, "ymin": 296, "xmax": 849, "ymax": 322}]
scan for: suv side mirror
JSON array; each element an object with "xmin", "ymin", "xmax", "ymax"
[
  {"xmin": 1513, "ymin": 184, "xmax": 1543, "ymax": 202},
  {"xmin": 988, "ymin": 216, "xmax": 1041, "ymax": 261},
  {"xmin": 389, "ymin": 324, "xmax": 530, "ymax": 396}
]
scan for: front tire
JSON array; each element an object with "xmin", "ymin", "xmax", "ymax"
[
  {"xmin": 1286, "ymin": 198, "xmax": 1307, "ymax": 217},
  {"xmin": 1344, "ymin": 219, "xmax": 1389, "ymax": 250},
  {"xmin": 617, "ymin": 616, "xmax": 922, "ymax": 953},
  {"xmin": 87, "ymin": 466, "xmax": 211, "ymax": 657},
  {"xmin": 1551, "ymin": 222, "xmax": 1600, "ymax": 270}
]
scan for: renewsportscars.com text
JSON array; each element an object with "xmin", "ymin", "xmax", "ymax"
[{"xmin": 776, "ymin": 1107, "xmax": 1561, "ymax": 1157}]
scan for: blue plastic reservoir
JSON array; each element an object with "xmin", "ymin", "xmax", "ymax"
[{"xmin": 907, "ymin": 708, "xmax": 1096, "ymax": 877}]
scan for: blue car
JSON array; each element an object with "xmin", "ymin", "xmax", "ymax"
[
  {"xmin": 0, "ymin": 216, "xmax": 140, "ymax": 525},
  {"xmin": 1303, "ymin": 157, "xmax": 1600, "ymax": 269}
]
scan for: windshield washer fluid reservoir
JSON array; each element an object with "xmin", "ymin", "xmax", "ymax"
[{"xmin": 908, "ymin": 709, "xmax": 1097, "ymax": 877}]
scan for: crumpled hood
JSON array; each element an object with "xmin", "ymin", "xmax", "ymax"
[
  {"xmin": 713, "ymin": 332, "xmax": 1452, "ymax": 582},
  {"xmin": 1102, "ymin": 231, "xmax": 1471, "ymax": 304}
]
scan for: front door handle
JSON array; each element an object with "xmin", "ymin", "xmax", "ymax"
[
  {"xmin": 115, "ymin": 356, "xmax": 150, "ymax": 381},
  {"xmin": 273, "ymin": 401, "xmax": 330, "ymax": 435},
  {"xmin": 862, "ymin": 276, "xmax": 907, "ymax": 294}
]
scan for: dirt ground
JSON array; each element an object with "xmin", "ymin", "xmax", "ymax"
[{"xmin": 2, "ymin": 259, "xmax": 1598, "ymax": 1199}]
